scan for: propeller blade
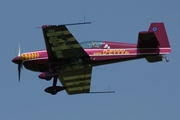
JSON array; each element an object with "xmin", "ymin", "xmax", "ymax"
[
  {"xmin": 18, "ymin": 63, "xmax": 21, "ymax": 81},
  {"xmin": 18, "ymin": 43, "xmax": 21, "ymax": 57},
  {"xmin": 18, "ymin": 63, "xmax": 23, "ymax": 82}
]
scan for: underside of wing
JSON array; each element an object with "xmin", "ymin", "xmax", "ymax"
[
  {"xmin": 42, "ymin": 25, "xmax": 89, "ymax": 61},
  {"xmin": 58, "ymin": 66, "xmax": 92, "ymax": 95}
]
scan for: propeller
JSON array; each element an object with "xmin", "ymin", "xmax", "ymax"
[
  {"xmin": 12, "ymin": 43, "xmax": 23, "ymax": 81},
  {"xmin": 17, "ymin": 43, "xmax": 23, "ymax": 81}
]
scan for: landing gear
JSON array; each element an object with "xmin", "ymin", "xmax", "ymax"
[
  {"xmin": 162, "ymin": 55, "xmax": 169, "ymax": 62},
  {"xmin": 42, "ymin": 63, "xmax": 65, "ymax": 95},
  {"xmin": 44, "ymin": 76, "xmax": 65, "ymax": 95},
  {"xmin": 45, "ymin": 86, "xmax": 58, "ymax": 95}
]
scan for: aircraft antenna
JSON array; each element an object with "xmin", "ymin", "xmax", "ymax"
[
  {"xmin": 104, "ymin": 84, "xmax": 115, "ymax": 92},
  {"xmin": 84, "ymin": 15, "xmax": 86, "ymax": 23},
  {"xmin": 78, "ymin": 15, "xmax": 92, "ymax": 23}
]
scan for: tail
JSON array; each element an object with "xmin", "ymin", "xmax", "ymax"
[
  {"xmin": 137, "ymin": 23, "xmax": 171, "ymax": 62},
  {"xmin": 148, "ymin": 23, "xmax": 170, "ymax": 48},
  {"xmin": 137, "ymin": 22, "xmax": 171, "ymax": 48}
]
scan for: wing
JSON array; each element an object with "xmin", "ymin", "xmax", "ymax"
[
  {"xmin": 58, "ymin": 66, "xmax": 92, "ymax": 95},
  {"xmin": 42, "ymin": 25, "xmax": 89, "ymax": 61}
]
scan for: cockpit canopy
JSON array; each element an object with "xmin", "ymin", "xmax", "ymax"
[{"xmin": 80, "ymin": 41, "xmax": 104, "ymax": 49}]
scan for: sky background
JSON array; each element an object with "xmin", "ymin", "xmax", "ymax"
[{"xmin": 0, "ymin": 0, "xmax": 180, "ymax": 120}]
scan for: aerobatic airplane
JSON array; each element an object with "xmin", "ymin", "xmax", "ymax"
[{"xmin": 12, "ymin": 22, "xmax": 171, "ymax": 95}]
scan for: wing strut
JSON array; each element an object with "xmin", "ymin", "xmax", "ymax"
[
  {"xmin": 82, "ymin": 91, "xmax": 115, "ymax": 94},
  {"xmin": 60, "ymin": 22, "xmax": 91, "ymax": 26}
]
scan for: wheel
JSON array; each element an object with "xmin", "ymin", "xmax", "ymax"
[
  {"xmin": 44, "ymin": 86, "xmax": 65, "ymax": 95},
  {"xmin": 50, "ymin": 90, "xmax": 58, "ymax": 95},
  {"xmin": 45, "ymin": 77, "xmax": 52, "ymax": 81}
]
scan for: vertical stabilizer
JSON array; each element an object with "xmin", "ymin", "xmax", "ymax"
[
  {"xmin": 137, "ymin": 23, "xmax": 170, "ymax": 48},
  {"xmin": 148, "ymin": 23, "xmax": 170, "ymax": 48}
]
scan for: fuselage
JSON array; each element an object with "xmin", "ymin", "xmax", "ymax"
[{"xmin": 13, "ymin": 41, "xmax": 171, "ymax": 72}]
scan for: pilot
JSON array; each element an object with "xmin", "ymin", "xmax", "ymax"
[{"xmin": 91, "ymin": 42, "xmax": 98, "ymax": 48}]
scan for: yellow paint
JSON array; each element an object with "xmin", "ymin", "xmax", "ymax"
[
  {"xmin": 21, "ymin": 54, "xmax": 25, "ymax": 60},
  {"xmin": 36, "ymin": 53, "xmax": 39, "ymax": 57},
  {"xmin": 32, "ymin": 53, "xmax": 34, "ymax": 58},
  {"xmin": 29, "ymin": 53, "xmax": 31, "ymax": 59},
  {"xmin": 93, "ymin": 52, "xmax": 102, "ymax": 55},
  {"xmin": 93, "ymin": 49, "xmax": 129, "ymax": 55},
  {"xmin": 21, "ymin": 52, "xmax": 40, "ymax": 61},
  {"xmin": 25, "ymin": 54, "xmax": 28, "ymax": 59}
]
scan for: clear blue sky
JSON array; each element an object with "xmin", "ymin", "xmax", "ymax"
[{"xmin": 1, "ymin": 1, "xmax": 180, "ymax": 120}]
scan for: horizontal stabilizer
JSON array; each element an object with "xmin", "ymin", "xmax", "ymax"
[{"xmin": 137, "ymin": 31, "xmax": 159, "ymax": 48}]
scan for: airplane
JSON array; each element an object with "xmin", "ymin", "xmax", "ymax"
[{"xmin": 12, "ymin": 22, "xmax": 171, "ymax": 95}]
